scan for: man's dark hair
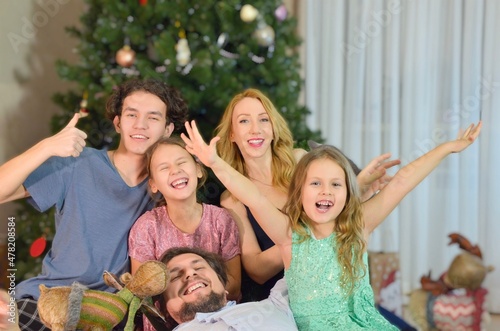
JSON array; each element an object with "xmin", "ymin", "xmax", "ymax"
[
  {"xmin": 160, "ymin": 247, "xmax": 228, "ymax": 287},
  {"xmin": 105, "ymin": 78, "xmax": 189, "ymax": 133}
]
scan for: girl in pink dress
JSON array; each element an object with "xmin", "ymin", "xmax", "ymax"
[{"xmin": 128, "ymin": 136, "xmax": 241, "ymax": 306}]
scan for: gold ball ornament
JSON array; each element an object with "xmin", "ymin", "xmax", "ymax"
[
  {"xmin": 116, "ymin": 45, "xmax": 136, "ymax": 67},
  {"xmin": 253, "ymin": 25, "xmax": 275, "ymax": 47},
  {"xmin": 240, "ymin": 4, "xmax": 259, "ymax": 23}
]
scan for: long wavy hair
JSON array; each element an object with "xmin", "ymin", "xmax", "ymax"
[
  {"xmin": 214, "ymin": 88, "xmax": 296, "ymax": 193},
  {"xmin": 283, "ymin": 145, "xmax": 367, "ymax": 294}
]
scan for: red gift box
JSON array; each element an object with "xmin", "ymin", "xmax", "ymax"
[{"xmin": 368, "ymin": 251, "xmax": 403, "ymax": 317}]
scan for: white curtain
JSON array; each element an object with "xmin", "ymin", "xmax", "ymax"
[{"xmin": 302, "ymin": 0, "xmax": 500, "ymax": 312}]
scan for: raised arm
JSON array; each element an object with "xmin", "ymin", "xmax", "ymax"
[
  {"xmin": 181, "ymin": 120, "xmax": 291, "ymax": 246},
  {"xmin": 224, "ymin": 255, "xmax": 242, "ymax": 301},
  {"xmin": 363, "ymin": 122, "xmax": 482, "ymax": 234},
  {"xmin": 221, "ymin": 191, "xmax": 284, "ymax": 284},
  {"xmin": 0, "ymin": 114, "xmax": 87, "ymax": 204}
]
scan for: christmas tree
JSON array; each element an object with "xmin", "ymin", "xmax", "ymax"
[{"xmin": 15, "ymin": 0, "xmax": 321, "ymax": 282}]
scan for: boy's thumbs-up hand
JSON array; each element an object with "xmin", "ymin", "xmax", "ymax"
[
  {"xmin": 65, "ymin": 112, "xmax": 81, "ymax": 129},
  {"xmin": 44, "ymin": 113, "xmax": 88, "ymax": 158}
]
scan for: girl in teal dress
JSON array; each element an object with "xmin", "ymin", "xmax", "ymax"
[{"xmin": 182, "ymin": 120, "xmax": 482, "ymax": 331}]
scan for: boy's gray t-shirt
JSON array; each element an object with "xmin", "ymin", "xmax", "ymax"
[{"xmin": 16, "ymin": 148, "xmax": 154, "ymax": 299}]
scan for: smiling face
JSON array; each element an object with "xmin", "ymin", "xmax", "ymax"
[
  {"xmin": 230, "ymin": 97, "xmax": 274, "ymax": 160},
  {"xmin": 113, "ymin": 91, "xmax": 174, "ymax": 155},
  {"xmin": 149, "ymin": 144, "xmax": 202, "ymax": 200},
  {"xmin": 301, "ymin": 158, "xmax": 348, "ymax": 236},
  {"xmin": 164, "ymin": 253, "xmax": 227, "ymax": 323}
]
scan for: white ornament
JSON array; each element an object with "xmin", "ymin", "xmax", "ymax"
[
  {"xmin": 240, "ymin": 4, "xmax": 259, "ymax": 23},
  {"xmin": 176, "ymin": 38, "xmax": 191, "ymax": 66}
]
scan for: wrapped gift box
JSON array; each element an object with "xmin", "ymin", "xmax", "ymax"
[{"xmin": 368, "ymin": 251, "xmax": 403, "ymax": 317}]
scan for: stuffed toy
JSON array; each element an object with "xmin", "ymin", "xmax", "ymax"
[
  {"xmin": 37, "ymin": 260, "xmax": 169, "ymax": 331},
  {"xmin": 408, "ymin": 233, "xmax": 494, "ymax": 331}
]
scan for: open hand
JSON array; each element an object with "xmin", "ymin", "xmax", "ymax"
[
  {"xmin": 181, "ymin": 120, "xmax": 220, "ymax": 168},
  {"xmin": 450, "ymin": 121, "xmax": 482, "ymax": 153},
  {"xmin": 358, "ymin": 153, "xmax": 401, "ymax": 201}
]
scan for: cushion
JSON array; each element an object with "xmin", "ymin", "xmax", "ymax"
[{"xmin": 432, "ymin": 287, "xmax": 488, "ymax": 331}]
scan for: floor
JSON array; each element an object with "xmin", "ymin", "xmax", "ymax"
[
  {"xmin": 403, "ymin": 306, "xmax": 499, "ymax": 330},
  {"xmin": 488, "ymin": 313, "xmax": 500, "ymax": 331}
]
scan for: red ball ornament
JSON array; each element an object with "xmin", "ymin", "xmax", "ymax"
[
  {"xmin": 116, "ymin": 45, "xmax": 136, "ymax": 67},
  {"xmin": 30, "ymin": 237, "xmax": 47, "ymax": 258},
  {"xmin": 79, "ymin": 98, "xmax": 89, "ymax": 118},
  {"xmin": 139, "ymin": 0, "xmax": 148, "ymax": 5}
]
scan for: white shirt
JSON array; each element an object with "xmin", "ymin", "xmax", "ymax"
[{"xmin": 173, "ymin": 278, "xmax": 297, "ymax": 330}]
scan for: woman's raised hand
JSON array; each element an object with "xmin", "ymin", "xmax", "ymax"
[{"xmin": 358, "ymin": 153, "xmax": 401, "ymax": 201}]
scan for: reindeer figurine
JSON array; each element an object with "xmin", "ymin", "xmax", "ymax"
[
  {"xmin": 420, "ymin": 233, "xmax": 493, "ymax": 295},
  {"xmin": 409, "ymin": 233, "xmax": 494, "ymax": 331}
]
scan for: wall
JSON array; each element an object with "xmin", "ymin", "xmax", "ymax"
[
  {"xmin": 0, "ymin": 1, "xmax": 305, "ymax": 238},
  {"xmin": 0, "ymin": 1, "xmax": 84, "ymax": 245}
]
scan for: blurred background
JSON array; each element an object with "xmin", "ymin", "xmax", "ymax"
[{"xmin": 1, "ymin": 0, "xmax": 498, "ymax": 322}]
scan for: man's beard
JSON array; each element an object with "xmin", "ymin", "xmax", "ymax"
[{"xmin": 177, "ymin": 291, "xmax": 226, "ymax": 323}]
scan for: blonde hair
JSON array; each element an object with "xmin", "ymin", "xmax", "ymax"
[
  {"xmin": 214, "ymin": 88, "xmax": 295, "ymax": 192},
  {"xmin": 283, "ymin": 145, "xmax": 367, "ymax": 294},
  {"xmin": 146, "ymin": 136, "xmax": 207, "ymax": 206}
]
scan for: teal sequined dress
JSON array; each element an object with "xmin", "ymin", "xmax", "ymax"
[{"xmin": 284, "ymin": 231, "xmax": 397, "ymax": 331}]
